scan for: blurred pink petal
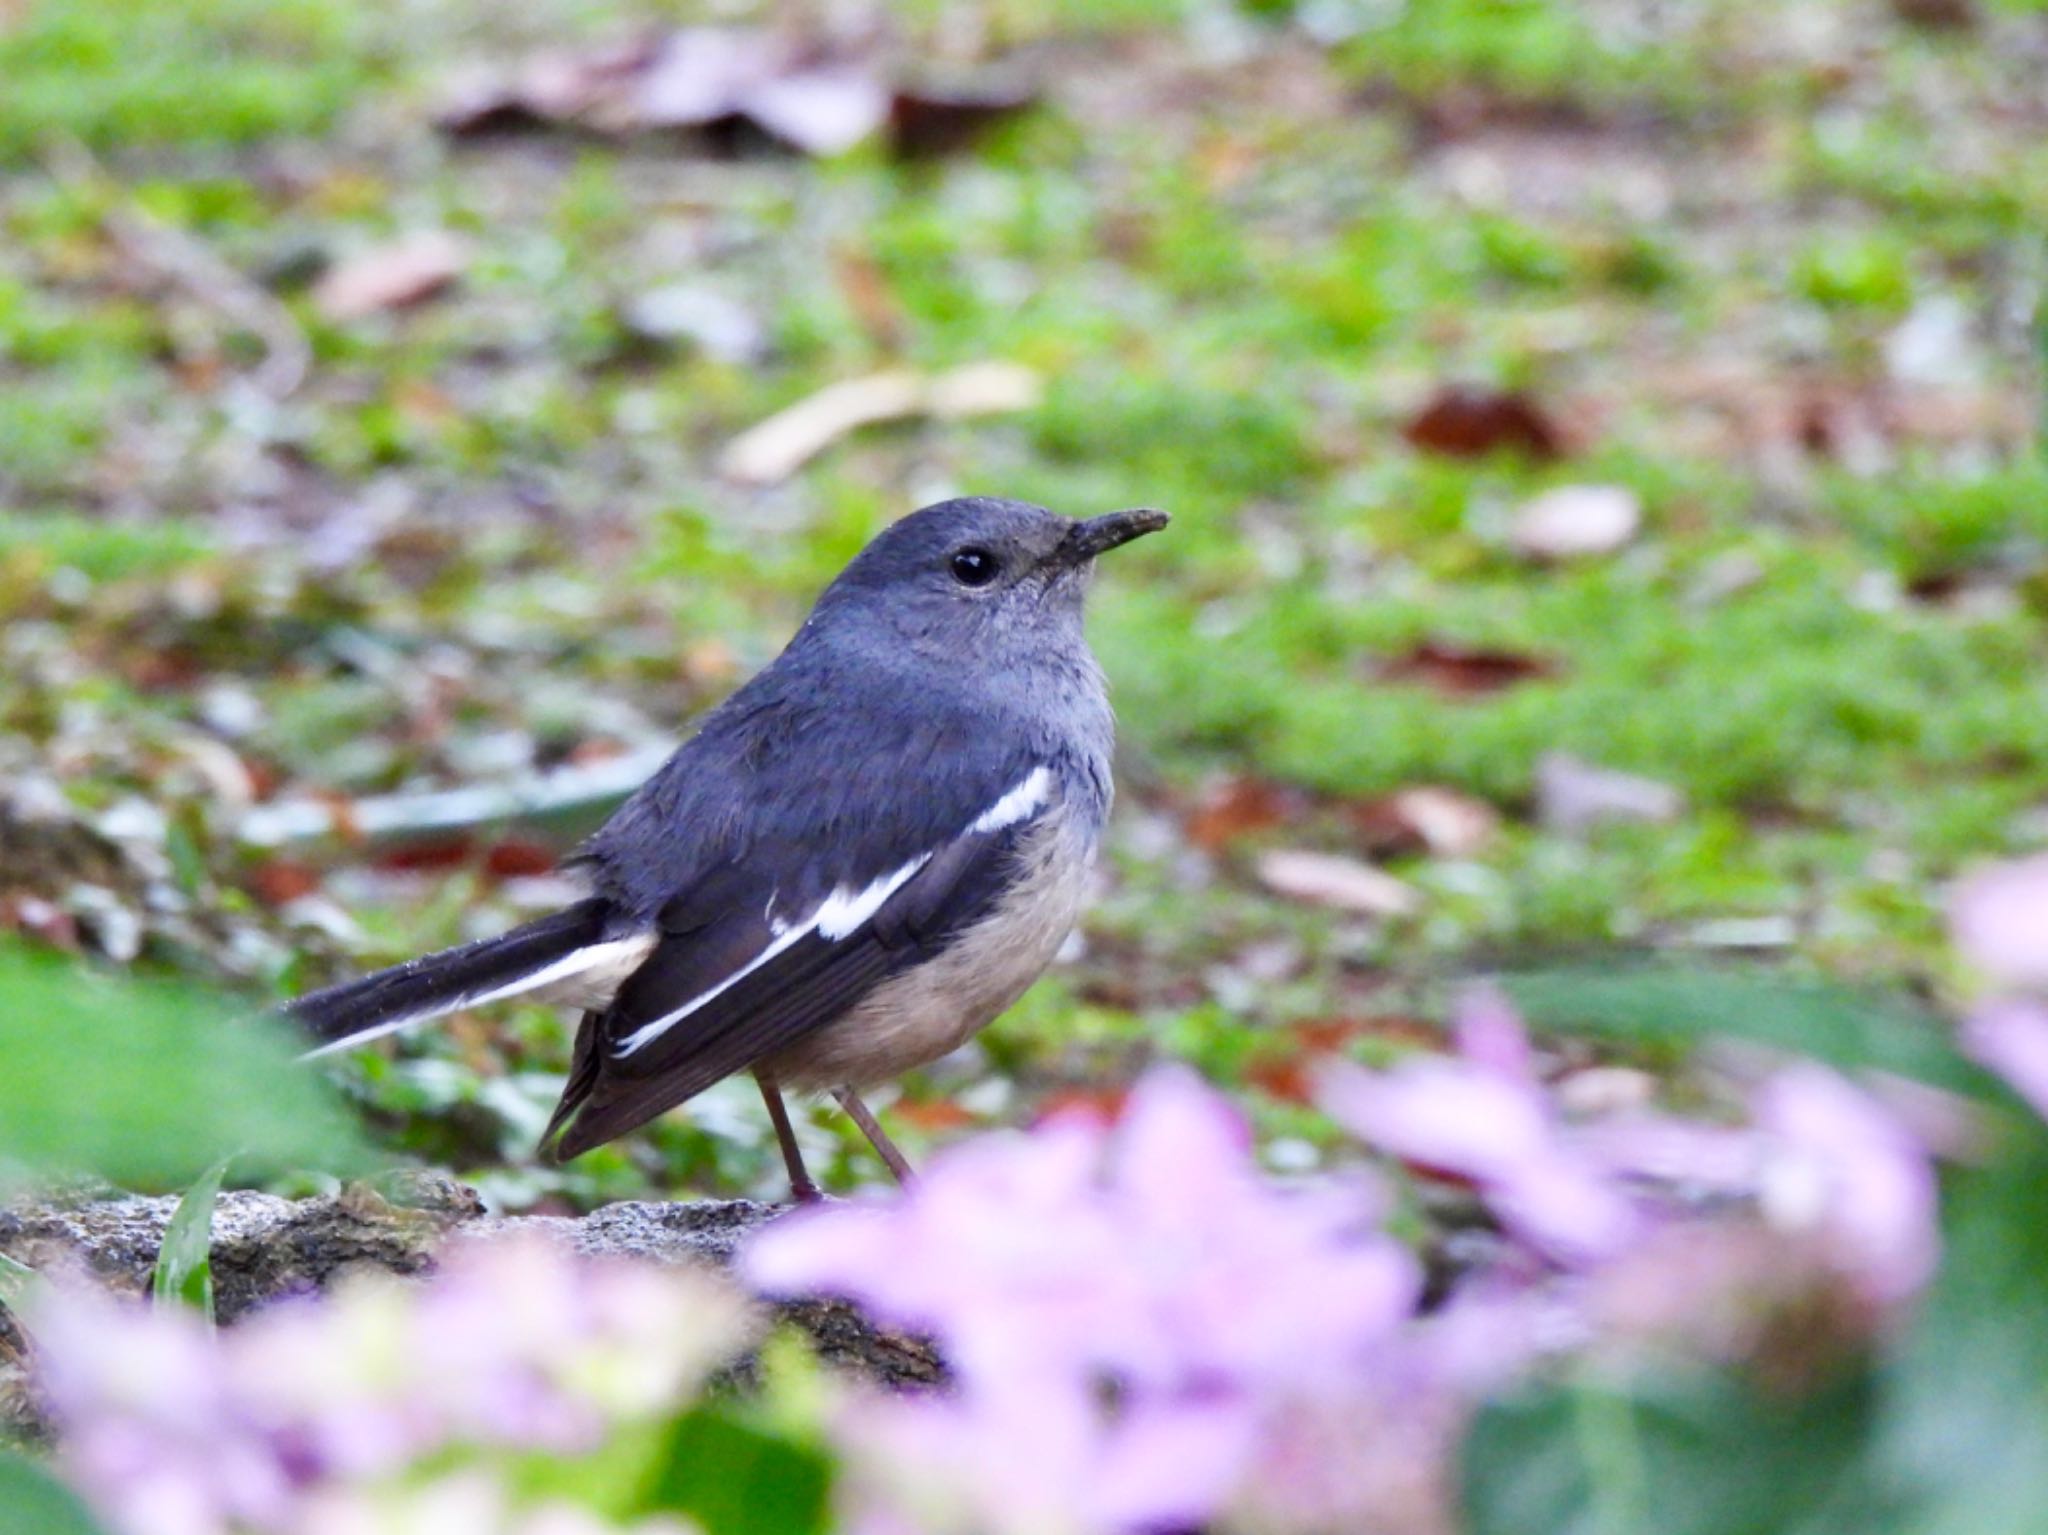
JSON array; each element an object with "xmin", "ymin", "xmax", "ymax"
[
  {"xmin": 1321, "ymin": 1060, "xmax": 1553, "ymax": 1183},
  {"xmin": 1491, "ymin": 1154, "xmax": 1641, "ymax": 1264},
  {"xmin": 1950, "ymin": 855, "xmax": 2048, "ymax": 987},
  {"xmin": 1755, "ymin": 1064, "xmax": 1938, "ymax": 1305},
  {"xmin": 1450, "ymin": 984, "xmax": 1536, "ymax": 1083},
  {"xmin": 1962, "ymin": 997, "xmax": 2048, "ymax": 1123},
  {"xmin": 1092, "ymin": 1397, "xmax": 1260, "ymax": 1531}
]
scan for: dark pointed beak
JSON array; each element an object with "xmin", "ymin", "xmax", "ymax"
[{"xmin": 1054, "ymin": 508, "xmax": 1170, "ymax": 567}]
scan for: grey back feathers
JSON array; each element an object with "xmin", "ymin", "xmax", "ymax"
[{"xmin": 283, "ymin": 496, "xmax": 1166, "ymax": 1162}]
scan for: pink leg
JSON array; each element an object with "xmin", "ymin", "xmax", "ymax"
[
  {"xmin": 833, "ymin": 1086, "xmax": 916, "ymax": 1186},
  {"xmin": 756, "ymin": 1071, "xmax": 822, "ymax": 1204}
]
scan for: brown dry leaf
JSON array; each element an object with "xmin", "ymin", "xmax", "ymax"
[
  {"xmin": 1349, "ymin": 786, "xmax": 1499, "ymax": 859},
  {"xmin": 313, "ymin": 232, "xmax": 470, "ymax": 322},
  {"xmin": 1255, "ymin": 849, "xmax": 1420, "ymax": 918},
  {"xmin": 1509, "ymin": 484, "xmax": 1642, "ymax": 561},
  {"xmin": 1185, "ymin": 775, "xmax": 1309, "ymax": 852},
  {"xmin": 719, "ymin": 362, "xmax": 1041, "ymax": 485},
  {"xmin": 1380, "ymin": 640, "xmax": 1558, "ymax": 696},
  {"xmin": 890, "ymin": 80, "xmax": 1038, "ymax": 158},
  {"xmin": 1403, "ymin": 385, "xmax": 1564, "ymax": 461},
  {"xmin": 1893, "ymin": 0, "xmax": 1978, "ymax": 27},
  {"xmin": 1535, "ymin": 752, "xmax": 1685, "ymax": 833}
]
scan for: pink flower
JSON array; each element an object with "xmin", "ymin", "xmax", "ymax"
[
  {"xmin": 31, "ymin": 1236, "xmax": 750, "ymax": 1535},
  {"xmin": 1950, "ymin": 855, "xmax": 2048, "ymax": 988},
  {"xmin": 1319, "ymin": 988, "xmax": 1641, "ymax": 1265},
  {"xmin": 1752, "ymin": 1064, "xmax": 1938, "ymax": 1307},
  {"xmin": 1962, "ymin": 997, "xmax": 2048, "ymax": 1123},
  {"xmin": 746, "ymin": 1066, "xmax": 1422, "ymax": 1535}
]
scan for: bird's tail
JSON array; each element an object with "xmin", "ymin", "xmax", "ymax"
[{"xmin": 285, "ymin": 899, "xmax": 615, "ymax": 1056}]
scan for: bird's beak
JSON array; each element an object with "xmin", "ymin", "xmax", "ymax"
[{"xmin": 1053, "ymin": 508, "xmax": 1170, "ymax": 568}]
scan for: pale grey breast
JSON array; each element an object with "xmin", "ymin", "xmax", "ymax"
[{"xmin": 769, "ymin": 796, "xmax": 1095, "ymax": 1092}]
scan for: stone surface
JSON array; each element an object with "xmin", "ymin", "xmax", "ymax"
[{"xmin": 0, "ymin": 1173, "xmax": 941, "ymax": 1438}]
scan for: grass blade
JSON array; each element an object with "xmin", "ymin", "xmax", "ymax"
[{"xmin": 151, "ymin": 1156, "xmax": 231, "ymax": 1322}]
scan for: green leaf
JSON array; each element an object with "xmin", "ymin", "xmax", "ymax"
[
  {"xmin": 637, "ymin": 1403, "xmax": 833, "ymax": 1535},
  {"xmin": 151, "ymin": 1156, "xmax": 230, "ymax": 1321},
  {"xmin": 1461, "ymin": 1364, "xmax": 1893, "ymax": 1535},
  {"xmin": 1878, "ymin": 1136, "xmax": 2048, "ymax": 1535},
  {"xmin": 1504, "ymin": 966, "xmax": 1984, "ymax": 1095},
  {"xmin": 0, "ymin": 1249, "xmax": 41, "ymax": 1311},
  {"xmin": 0, "ymin": 1249, "xmax": 52, "ymax": 1346},
  {"xmin": 0, "ymin": 1449, "xmax": 110, "ymax": 1535},
  {"xmin": 0, "ymin": 942, "xmax": 368, "ymax": 1191}
]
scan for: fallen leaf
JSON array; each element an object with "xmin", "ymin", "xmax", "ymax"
[
  {"xmin": 1892, "ymin": 0, "xmax": 1977, "ymax": 27},
  {"xmin": 245, "ymin": 860, "xmax": 320, "ymax": 906},
  {"xmin": 719, "ymin": 362, "xmax": 1041, "ymax": 485},
  {"xmin": 435, "ymin": 39, "xmax": 654, "ymax": 133},
  {"xmin": 1380, "ymin": 640, "xmax": 1558, "ymax": 696},
  {"xmin": 1508, "ymin": 484, "xmax": 1642, "ymax": 561},
  {"xmin": 1245, "ymin": 1055, "xmax": 1316, "ymax": 1105},
  {"xmin": 621, "ymin": 283, "xmax": 766, "ymax": 362},
  {"xmin": 890, "ymin": 80, "xmax": 1037, "ymax": 158},
  {"xmin": 739, "ymin": 62, "xmax": 893, "ymax": 156},
  {"xmin": 1255, "ymin": 849, "xmax": 1420, "ymax": 918},
  {"xmin": 1033, "ymin": 1086, "xmax": 1131, "ymax": 1127},
  {"xmin": 312, "ymin": 232, "xmax": 470, "ymax": 322},
  {"xmin": 1185, "ymin": 775, "xmax": 1308, "ymax": 852},
  {"xmin": 889, "ymin": 1097, "xmax": 978, "ymax": 1133},
  {"xmin": 1349, "ymin": 786, "xmax": 1499, "ymax": 859},
  {"xmin": 436, "ymin": 29, "xmax": 1034, "ymax": 160},
  {"xmin": 1535, "ymin": 751, "xmax": 1685, "ymax": 833},
  {"xmin": 484, "ymin": 839, "xmax": 558, "ymax": 879},
  {"xmin": 1403, "ymin": 385, "xmax": 1564, "ymax": 460}
]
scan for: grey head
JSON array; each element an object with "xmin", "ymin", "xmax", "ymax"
[{"xmin": 800, "ymin": 496, "xmax": 1170, "ymax": 671}]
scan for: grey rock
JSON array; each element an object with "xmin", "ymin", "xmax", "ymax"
[{"xmin": 1, "ymin": 1173, "xmax": 941, "ymax": 1440}]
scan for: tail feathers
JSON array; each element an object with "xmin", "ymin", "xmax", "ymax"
[{"xmin": 286, "ymin": 900, "xmax": 615, "ymax": 1056}]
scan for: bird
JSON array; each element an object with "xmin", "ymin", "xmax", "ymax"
[{"xmin": 284, "ymin": 496, "xmax": 1168, "ymax": 1199}]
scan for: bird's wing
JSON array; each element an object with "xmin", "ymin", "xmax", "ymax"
[{"xmin": 543, "ymin": 764, "xmax": 1057, "ymax": 1159}]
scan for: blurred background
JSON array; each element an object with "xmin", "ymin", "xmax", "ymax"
[{"xmin": 2, "ymin": 0, "xmax": 2044, "ymax": 1209}]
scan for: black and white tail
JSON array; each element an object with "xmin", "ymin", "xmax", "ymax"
[{"xmin": 286, "ymin": 899, "xmax": 619, "ymax": 1056}]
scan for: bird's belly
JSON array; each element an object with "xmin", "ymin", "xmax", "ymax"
[{"xmin": 774, "ymin": 810, "xmax": 1094, "ymax": 1092}]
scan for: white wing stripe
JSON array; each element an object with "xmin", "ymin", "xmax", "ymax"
[
  {"xmin": 972, "ymin": 765, "xmax": 1053, "ymax": 834},
  {"xmin": 610, "ymin": 767, "xmax": 1053, "ymax": 1059},
  {"xmin": 298, "ymin": 937, "xmax": 654, "ymax": 1062}
]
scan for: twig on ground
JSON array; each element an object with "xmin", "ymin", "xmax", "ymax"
[{"xmin": 42, "ymin": 133, "xmax": 313, "ymax": 401}]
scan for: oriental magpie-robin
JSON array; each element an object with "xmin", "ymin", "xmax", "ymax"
[{"xmin": 285, "ymin": 497, "xmax": 1167, "ymax": 1198}]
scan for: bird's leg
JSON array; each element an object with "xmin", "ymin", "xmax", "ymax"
[
  {"xmin": 832, "ymin": 1086, "xmax": 916, "ymax": 1186},
  {"xmin": 756, "ymin": 1071, "xmax": 822, "ymax": 1204}
]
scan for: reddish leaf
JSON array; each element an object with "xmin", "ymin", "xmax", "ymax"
[
  {"xmin": 1283, "ymin": 1016, "xmax": 1376, "ymax": 1055},
  {"xmin": 484, "ymin": 839, "xmax": 558, "ymax": 879},
  {"xmin": 1379, "ymin": 641, "xmax": 1558, "ymax": 696},
  {"xmin": 246, "ymin": 860, "xmax": 320, "ymax": 905},
  {"xmin": 1032, "ymin": 1086, "xmax": 1130, "ymax": 1127},
  {"xmin": 889, "ymin": 1097, "xmax": 977, "ymax": 1134},
  {"xmin": 1402, "ymin": 385, "xmax": 1564, "ymax": 460},
  {"xmin": 375, "ymin": 837, "xmax": 478, "ymax": 873},
  {"xmin": 1185, "ymin": 775, "xmax": 1308, "ymax": 852},
  {"xmin": 1245, "ymin": 1056, "xmax": 1316, "ymax": 1105}
]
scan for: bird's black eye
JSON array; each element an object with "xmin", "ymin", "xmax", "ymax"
[{"xmin": 949, "ymin": 546, "xmax": 1000, "ymax": 587}]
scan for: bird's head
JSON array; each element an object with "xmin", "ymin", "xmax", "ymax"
[{"xmin": 807, "ymin": 497, "xmax": 1169, "ymax": 661}]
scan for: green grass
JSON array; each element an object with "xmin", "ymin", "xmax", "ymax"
[{"xmin": 3, "ymin": 0, "xmax": 2047, "ymax": 1203}]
